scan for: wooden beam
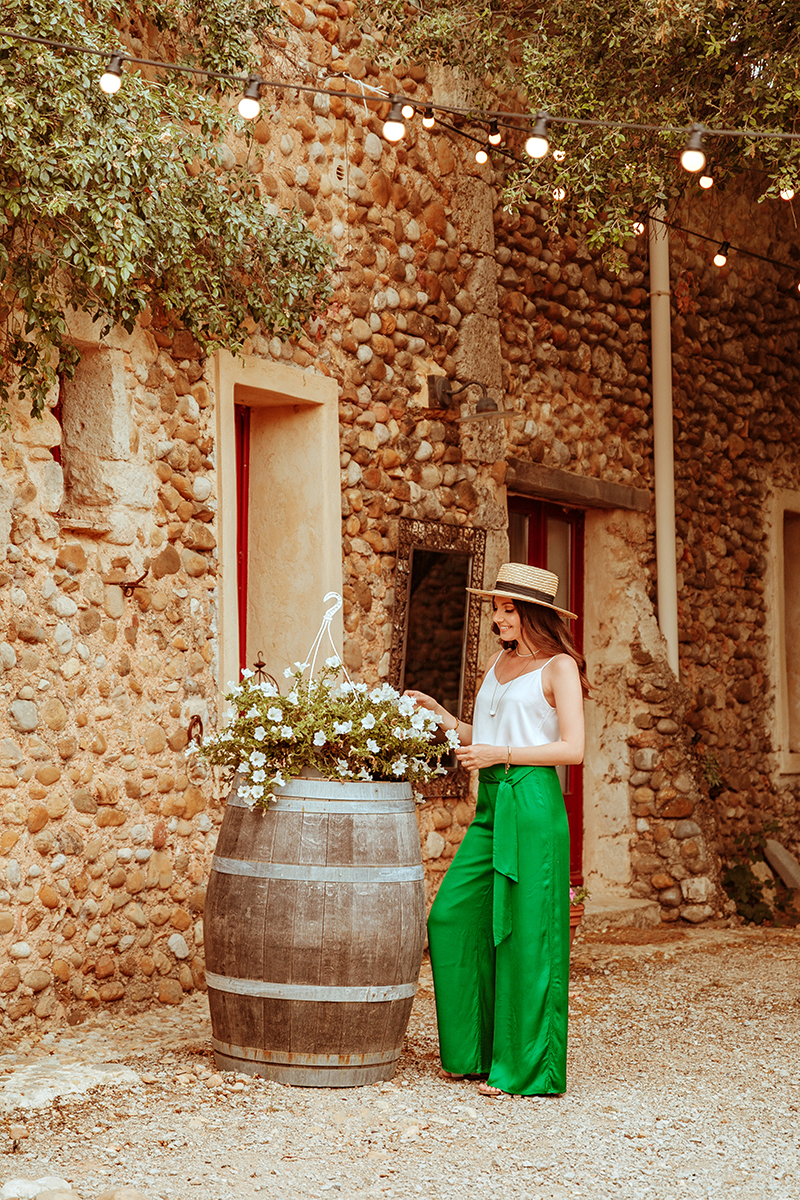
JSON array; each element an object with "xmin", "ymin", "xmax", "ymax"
[{"xmin": 506, "ymin": 458, "xmax": 652, "ymax": 513}]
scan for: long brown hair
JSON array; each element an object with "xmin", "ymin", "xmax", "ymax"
[{"xmin": 491, "ymin": 598, "xmax": 591, "ymax": 697}]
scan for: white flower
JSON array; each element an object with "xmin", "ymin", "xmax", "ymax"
[
  {"xmin": 391, "ymin": 756, "xmax": 408, "ymax": 776},
  {"xmin": 313, "ymin": 731, "xmax": 327, "ymax": 746},
  {"xmin": 445, "ymin": 728, "xmax": 460, "ymax": 749},
  {"xmin": 294, "ymin": 661, "xmax": 311, "ymax": 671},
  {"xmin": 361, "ymin": 712, "xmax": 376, "ymax": 730},
  {"xmin": 358, "ymin": 767, "xmax": 374, "ymax": 781},
  {"xmin": 392, "ymin": 726, "xmax": 406, "ymax": 740},
  {"xmin": 366, "ymin": 738, "xmax": 380, "ymax": 754},
  {"xmin": 254, "ymin": 725, "xmax": 267, "ymax": 742},
  {"xmin": 287, "ymin": 690, "xmax": 299, "ymax": 705},
  {"xmin": 281, "ymin": 725, "xmax": 293, "ymax": 738},
  {"xmin": 246, "ymin": 705, "xmax": 259, "ymax": 718},
  {"xmin": 241, "ymin": 667, "xmax": 254, "ymax": 679},
  {"xmin": 411, "ymin": 710, "xmax": 428, "ymax": 731},
  {"xmin": 338, "ymin": 681, "xmax": 355, "ymax": 694},
  {"xmin": 273, "ymin": 770, "xmax": 285, "ymax": 787},
  {"xmin": 249, "ymin": 750, "xmax": 266, "ymax": 767},
  {"xmin": 336, "ymin": 758, "xmax": 353, "ymax": 777},
  {"xmin": 333, "ymin": 720, "xmax": 353, "ymax": 735},
  {"xmin": 252, "ymin": 769, "xmax": 266, "ymax": 783},
  {"xmin": 258, "ymin": 680, "xmax": 278, "ymax": 697},
  {"xmin": 239, "ymin": 762, "xmax": 251, "ymax": 774},
  {"xmin": 397, "ymin": 694, "xmax": 416, "ymax": 716},
  {"xmin": 267, "ymin": 706, "xmax": 282, "ymax": 722},
  {"xmin": 251, "ymin": 784, "xmax": 265, "ymax": 798},
  {"xmin": 325, "ymin": 655, "xmax": 341, "ymax": 669},
  {"xmin": 354, "ymin": 682, "xmax": 368, "ymax": 694},
  {"xmin": 237, "ymin": 783, "xmax": 252, "ymax": 799},
  {"xmin": 283, "ymin": 667, "xmax": 294, "ymax": 679}
]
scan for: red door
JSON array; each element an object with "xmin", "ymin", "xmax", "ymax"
[
  {"xmin": 234, "ymin": 404, "xmax": 251, "ymax": 676},
  {"xmin": 508, "ymin": 498, "xmax": 585, "ymax": 885}
]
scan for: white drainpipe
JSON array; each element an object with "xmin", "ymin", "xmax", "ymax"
[{"xmin": 647, "ymin": 210, "xmax": 680, "ymax": 677}]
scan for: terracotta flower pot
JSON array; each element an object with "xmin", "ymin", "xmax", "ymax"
[{"xmin": 569, "ymin": 902, "xmax": 585, "ymax": 948}]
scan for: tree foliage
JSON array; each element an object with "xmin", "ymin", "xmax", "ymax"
[
  {"xmin": 0, "ymin": 0, "xmax": 334, "ymax": 421},
  {"xmin": 367, "ymin": 0, "xmax": 800, "ymax": 245}
]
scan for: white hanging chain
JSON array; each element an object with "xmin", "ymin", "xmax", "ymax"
[{"xmin": 303, "ymin": 591, "xmax": 351, "ymax": 694}]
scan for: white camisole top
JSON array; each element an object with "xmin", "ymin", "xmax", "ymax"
[{"xmin": 472, "ymin": 654, "xmax": 561, "ymax": 748}]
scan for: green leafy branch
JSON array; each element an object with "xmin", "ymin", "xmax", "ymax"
[{"xmin": 0, "ymin": 0, "xmax": 334, "ymax": 423}]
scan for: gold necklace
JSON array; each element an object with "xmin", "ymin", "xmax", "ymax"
[
  {"xmin": 514, "ymin": 644, "xmax": 537, "ymax": 659},
  {"xmin": 489, "ymin": 653, "xmax": 531, "ymax": 716}
]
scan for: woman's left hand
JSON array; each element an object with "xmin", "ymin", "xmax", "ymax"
[{"xmin": 454, "ymin": 743, "xmax": 505, "ymax": 771}]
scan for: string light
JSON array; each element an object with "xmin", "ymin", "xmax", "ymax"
[
  {"xmin": 780, "ymin": 187, "xmax": 795, "ymax": 200},
  {"xmin": 552, "ymin": 148, "xmax": 566, "ymax": 162},
  {"xmin": 237, "ymin": 75, "xmax": 262, "ymax": 120},
  {"xmin": 382, "ymin": 98, "xmax": 406, "ymax": 143},
  {"xmin": 699, "ymin": 171, "xmax": 714, "ymax": 189},
  {"xmin": 475, "ymin": 144, "xmax": 490, "ymax": 164},
  {"xmin": 422, "ymin": 106, "xmax": 435, "ymax": 129},
  {"xmin": 681, "ymin": 123, "xmax": 706, "ymax": 172},
  {"xmin": 525, "ymin": 112, "xmax": 550, "ymax": 159},
  {"xmin": 488, "ymin": 120, "xmax": 501, "ymax": 145},
  {"xmin": 552, "ymin": 186, "xmax": 566, "ymax": 201},
  {"xmin": 99, "ymin": 52, "xmax": 124, "ymax": 94},
  {"xmin": 632, "ymin": 210, "xmax": 649, "ymax": 235},
  {"xmin": 713, "ymin": 241, "xmax": 730, "ymax": 266},
  {"xmin": 401, "ymin": 101, "xmax": 415, "ymax": 120}
]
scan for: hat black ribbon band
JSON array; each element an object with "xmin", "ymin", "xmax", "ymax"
[{"xmin": 499, "ymin": 582, "xmax": 554, "ymax": 605}]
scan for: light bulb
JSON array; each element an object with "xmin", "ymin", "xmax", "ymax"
[
  {"xmin": 238, "ymin": 75, "xmax": 263, "ymax": 120},
  {"xmin": 525, "ymin": 112, "xmax": 550, "ymax": 159},
  {"xmin": 633, "ymin": 220, "xmax": 645, "ymax": 235},
  {"xmin": 422, "ymin": 107, "xmax": 435, "ymax": 129},
  {"xmin": 780, "ymin": 187, "xmax": 795, "ymax": 200},
  {"xmin": 488, "ymin": 120, "xmax": 501, "ymax": 145},
  {"xmin": 401, "ymin": 102, "xmax": 415, "ymax": 120},
  {"xmin": 713, "ymin": 241, "xmax": 729, "ymax": 267},
  {"xmin": 552, "ymin": 148, "xmax": 566, "ymax": 162},
  {"xmin": 699, "ymin": 173, "xmax": 714, "ymax": 189},
  {"xmin": 680, "ymin": 123, "xmax": 706, "ymax": 173},
  {"xmin": 99, "ymin": 53, "xmax": 124, "ymax": 94},
  {"xmin": 382, "ymin": 99, "xmax": 406, "ymax": 143},
  {"xmin": 552, "ymin": 187, "xmax": 566, "ymax": 201},
  {"xmin": 475, "ymin": 145, "xmax": 489, "ymax": 164}
]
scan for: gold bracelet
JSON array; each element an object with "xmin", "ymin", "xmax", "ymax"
[{"xmin": 506, "ymin": 745, "xmax": 512, "ymax": 773}]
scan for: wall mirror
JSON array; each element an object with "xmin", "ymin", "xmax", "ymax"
[{"xmin": 389, "ymin": 518, "xmax": 487, "ymax": 798}]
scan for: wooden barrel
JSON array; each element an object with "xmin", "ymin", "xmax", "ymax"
[{"xmin": 204, "ymin": 776, "xmax": 426, "ymax": 1087}]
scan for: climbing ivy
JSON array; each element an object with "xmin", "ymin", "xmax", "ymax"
[
  {"xmin": 367, "ymin": 0, "xmax": 800, "ymax": 247},
  {"xmin": 0, "ymin": 0, "xmax": 334, "ymax": 423}
]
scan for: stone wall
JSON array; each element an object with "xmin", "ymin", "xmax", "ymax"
[
  {"xmin": 4, "ymin": 0, "xmax": 800, "ymax": 1032},
  {"xmin": 0, "ymin": 322, "xmax": 221, "ymax": 1029}
]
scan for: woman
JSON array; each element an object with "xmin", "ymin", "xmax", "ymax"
[{"xmin": 406, "ymin": 563, "xmax": 588, "ymax": 1098}]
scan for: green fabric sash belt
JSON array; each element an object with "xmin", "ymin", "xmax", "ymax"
[{"xmin": 483, "ymin": 764, "xmax": 539, "ymax": 947}]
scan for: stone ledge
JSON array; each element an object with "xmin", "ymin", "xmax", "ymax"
[{"xmin": 581, "ymin": 894, "xmax": 662, "ymax": 932}]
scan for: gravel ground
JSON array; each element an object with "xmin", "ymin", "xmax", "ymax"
[{"xmin": 1, "ymin": 925, "xmax": 799, "ymax": 1200}]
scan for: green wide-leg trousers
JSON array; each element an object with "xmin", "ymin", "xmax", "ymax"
[{"xmin": 427, "ymin": 764, "xmax": 570, "ymax": 1095}]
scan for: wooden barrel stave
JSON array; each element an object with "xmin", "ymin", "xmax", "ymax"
[{"xmin": 205, "ymin": 779, "xmax": 425, "ymax": 1086}]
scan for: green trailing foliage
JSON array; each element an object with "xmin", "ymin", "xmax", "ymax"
[
  {"xmin": 367, "ymin": 0, "xmax": 800, "ymax": 247},
  {"xmin": 721, "ymin": 820, "xmax": 792, "ymax": 925},
  {"xmin": 0, "ymin": 0, "xmax": 334, "ymax": 424}
]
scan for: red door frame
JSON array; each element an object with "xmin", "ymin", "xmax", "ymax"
[
  {"xmin": 234, "ymin": 404, "xmax": 251, "ymax": 677},
  {"xmin": 508, "ymin": 497, "xmax": 585, "ymax": 885}
]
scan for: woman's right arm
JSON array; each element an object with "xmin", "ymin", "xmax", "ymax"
[{"xmin": 404, "ymin": 651, "xmax": 501, "ymax": 748}]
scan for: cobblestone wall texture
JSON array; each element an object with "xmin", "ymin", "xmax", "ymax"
[{"xmin": 1, "ymin": 0, "xmax": 799, "ymax": 1029}]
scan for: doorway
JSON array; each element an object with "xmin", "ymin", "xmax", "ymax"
[{"xmin": 508, "ymin": 498, "xmax": 585, "ymax": 884}]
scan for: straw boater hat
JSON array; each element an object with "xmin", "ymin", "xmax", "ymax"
[{"xmin": 467, "ymin": 563, "xmax": 577, "ymax": 620}]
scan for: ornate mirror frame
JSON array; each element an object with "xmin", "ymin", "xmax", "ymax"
[{"xmin": 388, "ymin": 518, "xmax": 487, "ymax": 798}]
